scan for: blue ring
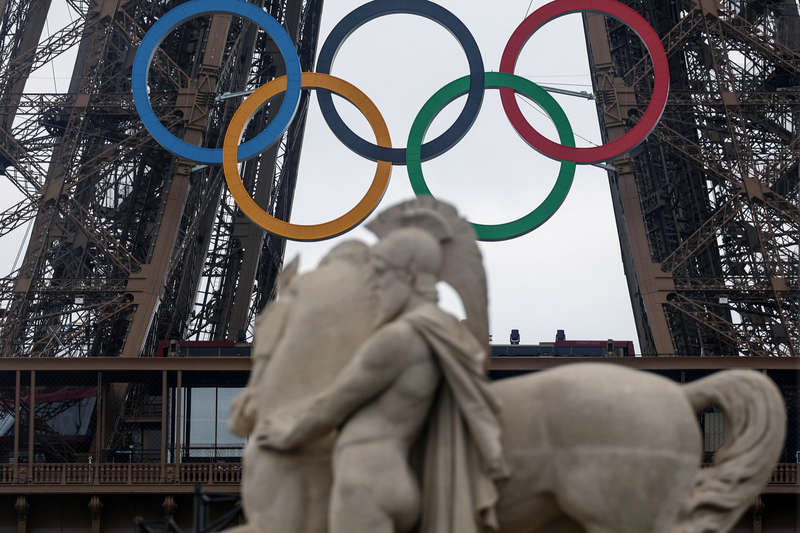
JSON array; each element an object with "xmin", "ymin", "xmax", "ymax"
[
  {"xmin": 132, "ymin": 0, "xmax": 302, "ymax": 165},
  {"xmin": 315, "ymin": 0, "xmax": 484, "ymax": 165}
]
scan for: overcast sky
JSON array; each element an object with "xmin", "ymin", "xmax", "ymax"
[
  {"xmin": 285, "ymin": 0, "xmax": 640, "ymax": 350},
  {"xmin": 2, "ymin": 0, "xmax": 641, "ymax": 352}
]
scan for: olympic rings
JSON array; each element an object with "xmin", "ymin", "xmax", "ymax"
[
  {"xmin": 315, "ymin": 0, "xmax": 485, "ymax": 165},
  {"xmin": 499, "ymin": 0, "xmax": 669, "ymax": 163},
  {"xmin": 136, "ymin": 0, "xmax": 670, "ymax": 241},
  {"xmin": 407, "ymin": 73, "xmax": 576, "ymax": 241},
  {"xmin": 223, "ymin": 73, "xmax": 393, "ymax": 241},
  {"xmin": 132, "ymin": 0, "xmax": 302, "ymax": 165}
]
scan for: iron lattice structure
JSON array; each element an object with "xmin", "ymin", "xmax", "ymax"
[
  {"xmin": 0, "ymin": 0, "xmax": 323, "ymax": 357},
  {"xmin": 585, "ymin": 0, "xmax": 800, "ymax": 356}
]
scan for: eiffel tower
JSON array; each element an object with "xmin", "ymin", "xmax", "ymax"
[
  {"xmin": 585, "ymin": 0, "xmax": 799, "ymax": 356},
  {"xmin": 0, "ymin": 0, "xmax": 322, "ymax": 357}
]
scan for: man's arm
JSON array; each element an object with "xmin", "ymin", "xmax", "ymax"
[{"xmin": 257, "ymin": 321, "xmax": 429, "ymax": 450}]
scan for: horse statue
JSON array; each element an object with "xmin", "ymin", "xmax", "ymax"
[{"xmin": 229, "ymin": 198, "xmax": 785, "ymax": 533}]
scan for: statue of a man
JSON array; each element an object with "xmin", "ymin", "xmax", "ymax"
[{"xmin": 257, "ymin": 198, "xmax": 508, "ymax": 533}]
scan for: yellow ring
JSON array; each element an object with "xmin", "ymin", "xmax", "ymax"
[{"xmin": 223, "ymin": 72, "xmax": 393, "ymax": 241}]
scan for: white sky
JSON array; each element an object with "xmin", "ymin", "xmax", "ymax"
[
  {"xmin": 285, "ymin": 0, "xmax": 640, "ymax": 350},
  {"xmin": 2, "ymin": 0, "xmax": 641, "ymax": 352}
]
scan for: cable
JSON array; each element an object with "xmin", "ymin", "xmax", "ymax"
[
  {"xmin": 10, "ymin": 217, "xmax": 33, "ymax": 274},
  {"xmin": 517, "ymin": 74, "xmax": 594, "ymax": 78},
  {"xmin": 517, "ymin": 94, "xmax": 600, "ymax": 147},
  {"xmin": 524, "ymin": 0, "xmax": 535, "ymax": 19},
  {"xmin": 520, "ymin": 80, "xmax": 594, "ymax": 88},
  {"xmin": 46, "ymin": 19, "xmax": 59, "ymax": 93}
]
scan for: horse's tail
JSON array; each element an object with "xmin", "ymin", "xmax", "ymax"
[{"xmin": 676, "ymin": 370, "xmax": 785, "ymax": 533}]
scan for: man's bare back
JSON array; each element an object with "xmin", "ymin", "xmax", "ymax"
[{"xmin": 335, "ymin": 321, "xmax": 441, "ymax": 448}]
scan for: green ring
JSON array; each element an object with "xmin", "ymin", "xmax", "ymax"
[{"xmin": 407, "ymin": 72, "xmax": 576, "ymax": 241}]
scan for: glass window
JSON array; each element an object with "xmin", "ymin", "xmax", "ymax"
[
  {"xmin": 187, "ymin": 388, "xmax": 216, "ymax": 449},
  {"xmin": 217, "ymin": 388, "xmax": 246, "ymax": 446},
  {"xmin": 45, "ymin": 397, "xmax": 96, "ymax": 435},
  {"xmin": 184, "ymin": 387, "xmax": 245, "ymax": 460}
]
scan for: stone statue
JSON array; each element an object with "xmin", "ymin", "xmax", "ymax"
[
  {"xmin": 230, "ymin": 198, "xmax": 786, "ymax": 533},
  {"xmin": 229, "ymin": 239, "xmax": 378, "ymax": 533}
]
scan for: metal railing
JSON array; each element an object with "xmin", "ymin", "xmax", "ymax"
[
  {"xmin": 181, "ymin": 444, "xmax": 244, "ymax": 462},
  {"xmin": 0, "ymin": 462, "xmax": 242, "ymax": 486},
  {"xmin": 1, "ymin": 462, "xmax": 796, "ymax": 488}
]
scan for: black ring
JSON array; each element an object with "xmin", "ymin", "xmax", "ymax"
[{"xmin": 315, "ymin": 0, "xmax": 485, "ymax": 165}]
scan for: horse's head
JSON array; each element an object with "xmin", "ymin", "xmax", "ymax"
[{"xmin": 249, "ymin": 240, "xmax": 378, "ymax": 443}]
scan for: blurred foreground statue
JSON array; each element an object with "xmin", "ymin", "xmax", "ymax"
[{"xmin": 229, "ymin": 198, "xmax": 785, "ymax": 533}]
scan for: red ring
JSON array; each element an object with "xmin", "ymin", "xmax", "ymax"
[{"xmin": 499, "ymin": 0, "xmax": 669, "ymax": 164}]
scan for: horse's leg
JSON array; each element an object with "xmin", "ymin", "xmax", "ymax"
[{"xmin": 241, "ymin": 444, "xmax": 331, "ymax": 533}]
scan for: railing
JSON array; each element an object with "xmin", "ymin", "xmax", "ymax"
[
  {"xmin": 181, "ymin": 444, "xmax": 244, "ymax": 461},
  {"xmin": 0, "ymin": 462, "xmax": 241, "ymax": 486},
  {"xmin": 0, "ymin": 464, "xmax": 13, "ymax": 483},
  {"xmin": 770, "ymin": 463, "xmax": 797, "ymax": 484},
  {"xmin": 179, "ymin": 463, "xmax": 242, "ymax": 484},
  {"xmin": 0, "ymin": 462, "xmax": 794, "ymax": 488}
]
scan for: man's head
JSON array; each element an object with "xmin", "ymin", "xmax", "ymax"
[{"xmin": 370, "ymin": 228, "xmax": 443, "ymax": 326}]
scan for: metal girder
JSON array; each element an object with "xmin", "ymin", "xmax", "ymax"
[
  {"xmin": 171, "ymin": 0, "xmax": 323, "ymax": 344},
  {"xmin": 0, "ymin": 0, "xmax": 324, "ymax": 357},
  {"xmin": 665, "ymin": 292, "xmax": 793, "ymax": 357},
  {"xmin": 720, "ymin": 15, "xmax": 800, "ymax": 75},
  {"xmin": 0, "ymin": 16, "xmax": 91, "ymax": 90},
  {"xmin": 623, "ymin": 6, "xmax": 706, "ymax": 88},
  {"xmin": 0, "ymin": 0, "xmax": 53, "ymax": 131},
  {"xmin": 0, "ymin": 198, "xmax": 37, "ymax": 238},
  {"xmin": 585, "ymin": 0, "xmax": 800, "ymax": 356},
  {"xmin": 0, "ymin": 126, "xmax": 47, "ymax": 199},
  {"xmin": 661, "ymin": 195, "xmax": 743, "ymax": 274},
  {"xmin": 63, "ymin": 197, "xmax": 141, "ymax": 276},
  {"xmin": 648, "ymin": 122, "xmax": 740, "ymax": 192}
]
